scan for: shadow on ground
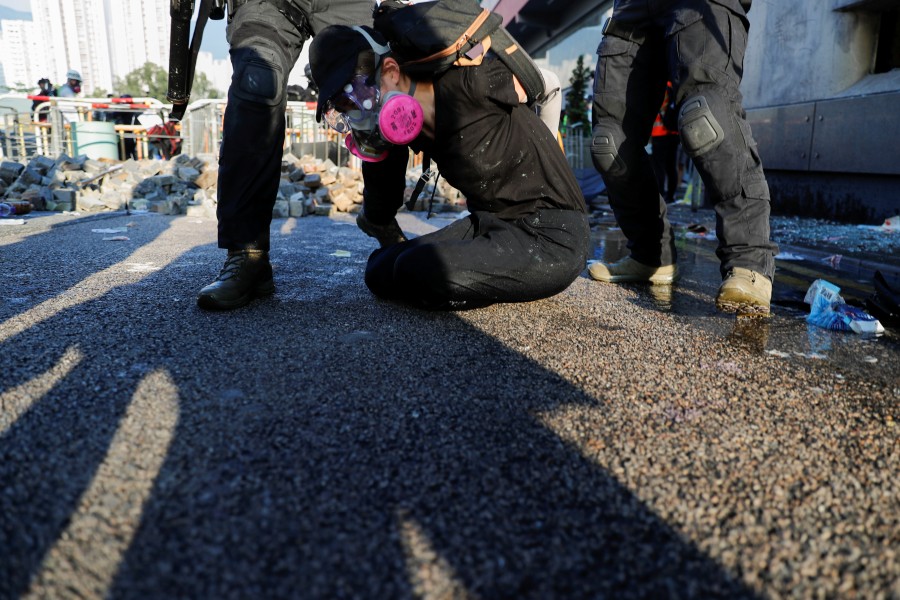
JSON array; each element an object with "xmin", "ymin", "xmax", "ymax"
[{"xmin": 0, "ymin": 217, "xmax": 759, "ymax": 598}]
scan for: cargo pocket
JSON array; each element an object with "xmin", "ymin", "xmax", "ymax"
[
  {"xmin": 742, "ymin": 178, "xmax": 770, "ymax": 202},
  {"xmin": 594, "ymin": 35, "xmax": 634, "ymax": 92}
]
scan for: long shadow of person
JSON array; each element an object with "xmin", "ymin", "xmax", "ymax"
[{"xmin": 1, "ymin": 216, "xmax": 759, "ymax": 598}]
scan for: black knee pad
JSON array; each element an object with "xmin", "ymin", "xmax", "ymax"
[
  {"xmin": 679, "ymin": 95, "xmax": 725, "ymax": 157},
  {"xmin": 591, "ymin": 126, "xmax": 627, "ymax": 177},
  {"xmin": 229, "ymin": 35, "xmax": 287, "ymax": 107}
]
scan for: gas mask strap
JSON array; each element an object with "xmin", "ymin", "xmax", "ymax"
[
  {"xmin": 352, "ymin": 25, "xmax": 391, "ymax": 91},
  {"xmin": 352, "ymin": 26, "xmax": 391, "ymax": 56}
]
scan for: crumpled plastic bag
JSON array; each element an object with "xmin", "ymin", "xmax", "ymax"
[{"xmin": 804, "ymin": 279, "xmax": 884, "ymax": 335}]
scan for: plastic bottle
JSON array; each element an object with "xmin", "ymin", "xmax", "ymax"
[
  {"xmin": 0, "ymin": 201, "xmax": 32, "ymax": 216},
  {"xmin": 804, "ymin": 279, "xmax": 885, "ymax": 335}
]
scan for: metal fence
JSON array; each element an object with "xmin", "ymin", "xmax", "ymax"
[
  {"xmin": 563, "ymin": 126, "xmax": 589, "ymax": 171},
  {"xmin": 0, "ymin": 97, "xmax": 358, "ymax": 168},
  {"xmin": 0, "ymin": 96, "xmax": 173, "ymax": 161}
]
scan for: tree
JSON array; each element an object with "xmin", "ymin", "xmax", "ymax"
[
  {"xmin": 6, "ymin": 80, "xmax": 33, "ymax": 94},
  {"xmin": 191, "ymin": 71, "xmax": 222, "ymax": 100},
  {"xmin": 114, "ymin": 62, "xmax": 222, "ymax": 101},
  {"xmin": 564, "ymin": 54, "xmax": 593, "ymax": 133}
]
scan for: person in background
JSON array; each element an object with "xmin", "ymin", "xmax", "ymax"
[
  {"xmin": 196, "ymin": 0, "xmax": 374, "ymax": 311},
  {"xmin": 31, "ymin": 78, "xmax": 56, "ymax": 122},
  {"xmin": 588, "ymin": 0, "xmax": 778, "ymax": 316},
  {"xmin": 650, "ymin": 81, "xmax": 680, "ymax": 205},
  {"xmin": 57, "ymin": 70, "xmax": 83, "ymax": 97},
  {"xmin": 112, "ymin": 94, "xmax": 140, "ymax": 160}
]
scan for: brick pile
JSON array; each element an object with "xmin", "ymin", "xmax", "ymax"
[{"xmin": 0, "ymin": 152, "xmax": 467, "ymax": 218}]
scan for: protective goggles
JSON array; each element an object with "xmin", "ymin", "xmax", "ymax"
[{"xmin": 323, "ymin": 74, "xmax": 380, "ymax": 135}]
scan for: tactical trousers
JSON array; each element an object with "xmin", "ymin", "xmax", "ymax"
[
  {"xmin": 217, "ymin": 0, "xmax": 372, "ymax": 250},
  {"xmin": 591, "ymin": 0, "xmax": 777, "ymax": 279},
  {"xmin": 364, "ymin": 209, "xmax": 591, "ymax": 310}
]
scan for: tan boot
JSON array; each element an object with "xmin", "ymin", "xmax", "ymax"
[
  {"xmin": 716, "ymin": 267, "xmax": 772, "ymax": 316},
  {"xmin": 588, "ymin": 256, "xmax": 678, "ymax": 284}
]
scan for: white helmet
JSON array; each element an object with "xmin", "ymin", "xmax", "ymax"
[{"xmin": 65, "ymin": 69, "xmax": 82, "ymax": 81}]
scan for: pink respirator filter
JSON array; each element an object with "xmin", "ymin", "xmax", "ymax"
[{"xmin": 378, "ymin": 92, "xmax": 424, "ymax": 145}]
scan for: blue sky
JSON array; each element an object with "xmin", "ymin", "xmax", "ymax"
[{"xmin": 0, "ymin": 0, "xmax": 30, "ymax": 10}]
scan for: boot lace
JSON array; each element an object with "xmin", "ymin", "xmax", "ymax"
[{"xmin": 216, "ymin": 252, "xmax": 252, "ymax": 282}]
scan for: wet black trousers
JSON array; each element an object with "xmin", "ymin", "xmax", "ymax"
[
  {"xmin": 365, "ymin": 210, "xmax": 591, "ymax": 310},
  {"xmin": 591, "ymin": 0, "xmax": 777, "ymax": 280},
  {"xmin": 216, "ymin": 0, "xmax": 372, "ymax": 251}
]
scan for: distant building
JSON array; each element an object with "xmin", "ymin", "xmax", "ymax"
[
  {"xmin": 0, "ymin": 19, "xmax": 53, "ymax": 91},
  {"xmin": 0, "ymin": 0, "xmax": 170, "ymax": 95},
  {"xmin": 29, "ymin": 0, "xmax": 113, "ymax": 93},
  {"xmin": 105, "ymin": 0, "xmax": 169, "ymax": 84},
  {"xmin": 194, "ymin": 51, "xmax": 232, "ymax": 96}
]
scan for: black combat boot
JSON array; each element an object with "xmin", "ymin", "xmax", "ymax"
[
  {"xmin": 357, "ymin": 210, "xmax": 408, "ymax": 248},
  {"xmin": 197, "ymin": 248, "xmax": 275, "ymax": 310}
]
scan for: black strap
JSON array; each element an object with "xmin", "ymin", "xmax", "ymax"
[
  {"xmin": 167, "ymin": 0, "xmax": 213, "ymax": 121},
  {"xmin": 268, "ymin": 0, "xmax": 311, "ymax": 37},
  {"xmin": 406, "ymin": 155, "xmax": 436, "ymax": 213}
]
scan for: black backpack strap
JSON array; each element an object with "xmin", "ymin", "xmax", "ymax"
[
  {"xmin": 406, "ymin": 154, "xmax": 435, "ymax": 212},
  {"xmin": 489, "ymin": 27, "xmax": 545, "ymax": 105}
]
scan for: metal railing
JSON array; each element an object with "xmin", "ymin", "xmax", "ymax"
[
  {"xmin": 178, "ymin": 99, "xmax": 355, "ymax": 166},
  {"xmin": 1, "ymin": 96, "xmax": 358, "ymax": 168},
  {"xmin": 562, "ymin": 125, "xmax": 589, "ymax": 171},
  {"xmin": 1, "ymin": 96, "xmax": 171, "ymax": 161}
]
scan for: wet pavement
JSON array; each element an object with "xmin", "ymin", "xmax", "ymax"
[{"xmin": 1, "ymin": 208, "xmax": 898, "ymax": 599}]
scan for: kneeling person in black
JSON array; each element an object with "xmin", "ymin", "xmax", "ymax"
[{"xmin": 309, "ymin": 25, "xmax": 590, "ymax": 310}]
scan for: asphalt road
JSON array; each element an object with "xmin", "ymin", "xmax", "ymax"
[{"xmin": 1, "ymin": 210, "xmax": 898, "ymax": 599}]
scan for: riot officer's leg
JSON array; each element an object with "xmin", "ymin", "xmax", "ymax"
[
  {"xmin": 591, "ymin": 24, "xmax": 674, "ymax": 268},
  {"xmin": 216, "ymin": 0, "xmax": 307, "ymax": 252},
  {"xmin": 670, "ymin": 1, "xmax": 777, "ymax": 282},
  {"xmin": 198, "ymin": 0, "xmax": 307, "ymax": 310}
]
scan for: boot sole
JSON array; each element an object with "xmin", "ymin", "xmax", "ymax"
[
  {"xmin": 716, "ymin": 298, "xmax": 771, "ymax": 316},
  {"xmin": 595, "ymin": 274, "xmax": 677, "ymax": 284},
  {"xmin": 588, "ymin": 265, "xmax": 678, "ymax": 284},
  {"xmin": 197, "ymin": 280, "xmax": 275, "ymax": 311}
]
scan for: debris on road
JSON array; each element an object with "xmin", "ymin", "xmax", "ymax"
[
  {"xmin": 804, "ymin": 279, "xmax": 884, "ymax": 335},
  {"xmin": 774, "ymin": 251, "xmax": 805, "ymax": 260},
  {"xmin": 821, "ymin": 254, "xmax": 843, "ymax": 268}
]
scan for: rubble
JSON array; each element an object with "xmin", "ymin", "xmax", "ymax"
[{"xmin": 0, "ymin": 151, "xmax": 469, "ymax": 219}]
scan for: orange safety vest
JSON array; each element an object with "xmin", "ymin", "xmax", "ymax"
[{"xmin": 651, "ymin": 82, "xmax": 678, "ymax": 138}]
